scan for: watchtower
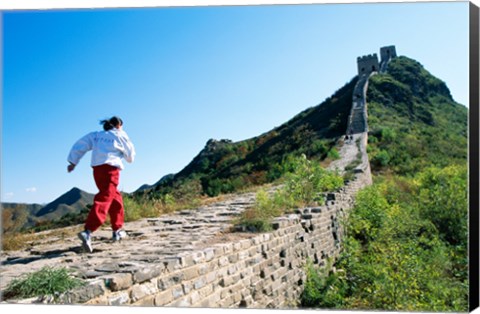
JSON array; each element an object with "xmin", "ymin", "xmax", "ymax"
[
  {"xmin": 380, "ymin": 45, "xmax": 397, "ymax": 64},
  {"xmin": 357, "ymin": 54, "xmax": 379, "ymax": 76}
]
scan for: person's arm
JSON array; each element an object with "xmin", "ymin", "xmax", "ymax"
[
  {"xmin": 121, "ymin": 134, "xmax": 136, "ymax": 163},
  {"xmin": 67, "ymin": 132, "xmax": 95, "ymax": 172}
]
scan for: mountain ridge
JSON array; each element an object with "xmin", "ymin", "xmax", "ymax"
[{"xmin": 2, "ymin": 187, "xmax": 94, "ymax": 233}]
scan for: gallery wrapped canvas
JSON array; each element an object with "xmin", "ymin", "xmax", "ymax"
[{"xmin": 1, "ymin": 0, "xmax": 479, "ymax": 313}]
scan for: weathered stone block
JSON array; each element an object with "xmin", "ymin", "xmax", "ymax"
[
  {"xmin": 105, "ymin": 273, "xmax": 133, "ymax": 291},
  {"xmin": 172, "ymin": 285, "xmax": 185, "ymax": 299},
  {"xmin": 131, "ymin": 282, "xmax": 157, "ymax": 302},
  {"xmin": 203, "ymin": 248, "xmax": 215, "ymax": 262},
  {"xmin": 132, "ymin": 295, "xmax": 155, "ymax": 306},
  {"xmin": 108, "ymin": 292, "xmax": 130, "ymax": 306},
  {"xmin": 191, "ymin": 252, "xmax": 205, "ymax": 264},
  {"xmin": 180, "ymin": 254, "xmax": 196, "ymax": 267},
  {"xmin": 163, "ymin": 258, "xmax": 181, "ymax": 272},
  {"xmin": 182, "ymin": 281, "xmax": 193, "ymax": 294},
  {"xmin": 154, "ymin": 289, "xmax": 174, "ymax": 306},
  {"xmin": 193, "ymin": 276, "xmax": 207, "ymax": 290},
  {"xmin": 170, "ymin": 296, "xmax": 191, "ymax": 307},
  {"xmin": 198, "ymin": 283, "xmax": 214, "ymax": 298},
  {"xmin": 219, "ymin": 275, "xmax": 235, "ymax": 288},
  {"xmin": 62, "ymin": 280, "xmax": 106, "ymax": 304},
  {"xmin": 238, "ymin": 250, "xmax": 249, "ymax": 260},
  {"xmin": 157, "ymin": 273, "xmax": 185, "ymax": 290},
  {"xmin": 205, "ymin": 271, "xmax": 217, "ymax": 284},
  {"xmin": 218, "ymin": 256, "xmax": 229, "ymax": 267},
  {"xmin": 133, "ymin": 266, "xmax": 163, "ymax": 284},
  {"xmin": 183, "ymin": 266, "xmax": 200, "ymax": 280},
  {"xmin": 228, "ymin": 253, "xmax": 239, "ymax": 263}
]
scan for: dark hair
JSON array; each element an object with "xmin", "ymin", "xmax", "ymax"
[{"xmin": 101, "ymin": 116, "xmax": 123, "ymax": 131}]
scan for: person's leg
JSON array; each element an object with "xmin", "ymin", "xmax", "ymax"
[
  {"xmin": 108, "ymin": 170, "xmax": 124, "ymax": 232},
  {"xmin": 84, "ymin": 165, "xmax": 117, "ymax": 232}
]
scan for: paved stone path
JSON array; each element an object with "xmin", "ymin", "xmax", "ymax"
[
  {"xmin": 0, "ymin": 192, "xmax": 257, "ymax": 293},
  {"xmin": 328, "ymin": 134, "xmax": 362, "ymax": 175}
]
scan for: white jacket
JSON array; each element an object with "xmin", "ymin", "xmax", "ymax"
[{"xmin": 68, "ymin": 128, "xmax": 135, "ymax": 170}]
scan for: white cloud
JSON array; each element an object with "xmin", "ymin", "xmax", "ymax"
[
  {"xmin": 4, "ymin": 192, "xmax": 14, "ymax": 200},
  {"xmin": 26, "ymin": 187, "xmax": 37, "ymax": 193}
]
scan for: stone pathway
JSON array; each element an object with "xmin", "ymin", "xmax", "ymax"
[
  {"xmin": 328, "ymin": 133, "xmax": 363, "ymax": 175},
  {"xmin": 0, "ymin": 192, "xmax": 257, "ymax": 292}
]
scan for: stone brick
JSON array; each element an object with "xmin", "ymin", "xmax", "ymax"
[
  {"xmin": 228, "ymin": 253, "xmax": 239, "ymax": 263},
  {"xmin": 203, "ymin": 248, "xmax": 215, "ymax": 261},
  {"xmin": 218, "ymin": 295, "xmax": 234, "ymax": 307},
  {"xmin": 191, "ymin": 251, "xmax": 205, "ymax": 264},
  {"xmin": 238, "ymin": 250, "xmax": 249, "ymax": 260},
  {"xmin": 154, "ymin": 289, "xmax": 174, "ymax": 306},
  {"xmin": 132, "ymin": 295, "xmax": 155, "ymax": 306},
  {"xmin": 198, "ymin": 283, "xmax": 214, "ymax": 298},
  {"xmin": 133, "ymin": 265, "xmax": 163, "ymax": 284},
  {"xmin": 172, "ymin": 285, "xmax": 185, "ymax": 299},
  {"xmin": 227, "ymin": 264, "xmax": 238, "ymax": 275},
  {"xmin": 193, "ymin": 276, "xmax": 207, "ymax": 290},
  {"xmin": 186, "ymin": 290, "xmax": 199, "ymax": 305},
  {"xmin": 182, "ymin": 281, "xmax": 193, "ymax": 294},
  {"xmin": 108, "ymin": 292, "xmax": 130, "ymax": 306},
  {"xmin": 170, "ymin": 296, "xmax": 191, "ymax": 307},
  {"xmin": 233, "ymin": 242, "xmax": 242, "ymax": 251},
  {"xmin": 131, "ymin": 282, "xmax": 157, "ymax": 302},
  {"xmin": 180, "ymin": 254, "xmax": 196, "ymax": 267},
  {"xmin": 63, "ymin": 280, "xmax": 106, "ymax": 304},
  {"xmin": 219, "ymin": 276, "xmax": 235, "ymax": 288},
  {"xmin": 163, "ymin": 258, "xmax": 181, "ymax": 272},
  {"xmin": 105, "ymin": 273, "xmax": 133, "ymax": 291},
  {"xmin": 183, "ymin": 266, "xmax": 199, "ymax": 280},
  {"xmin": 218, "ymin": 256, "xmax": 229, "ymax": 266},
  {"xmin": 240, "ymin": 239, "xmax": 252, "ymax": 250},
  {"xmin": 205, "ymin": 271, "xmax": 217, "ymax": 284},
  {"xmin": 157, "ymin": 273, "xmax": 185, "ymax": 290}
]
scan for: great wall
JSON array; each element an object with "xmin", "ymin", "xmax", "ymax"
[{"xmin": 0, "ymin": 46, "xmax": 396, "ymax": 307}]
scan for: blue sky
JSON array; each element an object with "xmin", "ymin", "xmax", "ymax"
[{"xmin": 1, "ymin": 1, "xmax": 471, "ymax": 204}]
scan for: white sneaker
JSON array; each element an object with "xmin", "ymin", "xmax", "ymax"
[
  {"xmin": 112, "ymin": 229, "xmax": 127, "ymax": 242},
  {"xmin": 78, "ymin": 230, "xmax": 93, "ymax": 253}
]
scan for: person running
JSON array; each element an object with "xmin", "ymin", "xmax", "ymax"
[{"xmin": 67, "ymin": 116, "xmax": 135, "ymax": 253}]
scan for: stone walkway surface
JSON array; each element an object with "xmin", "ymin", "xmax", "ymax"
[{"xmin": 0, "ymin": 192, "xmax": 257, "ymax": 293}]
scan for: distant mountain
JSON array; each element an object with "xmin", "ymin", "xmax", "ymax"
[
  {"xmin": 135, "ymin": 174, "xmax": 175, "ymax": 193},
  {"xmin": 1, "ymin": 187, "xmax": 94, "ymax": 233},
  {"xmin": 35, "ymin": 187, "xmax": 94, "ymax": 221},
  {"xmin": 1, "ymin": 203, "xmax": 44, "ymax": 233}
]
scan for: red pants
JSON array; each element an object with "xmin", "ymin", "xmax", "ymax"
[{"xmin": 85, "ymin": 164, "xmax": 124, "ymax": 232}]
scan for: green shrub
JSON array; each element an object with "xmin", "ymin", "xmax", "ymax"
[
  {"xmin": 123, "ymin": 195, "xmax": 160, "ymax": 222},
  {"xmin": 236, "ymin": 155, "xmax": 343, "ymax": 232},
  {"xmin": 283, "ymin": 154, "xmax": 343, "ymax": 206},
  {"xmin": 415, "ymin": 165, "xmax": 468, "ymax": 246},
  {"xmin": 301, "ymin": 260, "xmax": 347, "ymax": 309},
  {"xmin": 371, "ymin": 149, "xmax": 391, "ymax": 167},
  {"xmin": 3, "ymin": 267, "xmax": 84, "ymax": 301}
]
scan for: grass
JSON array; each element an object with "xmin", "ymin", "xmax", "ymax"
[
  {"xmin": 2, "ymin": 227, "xmax": 82, "ymax": 251},
  {"xmin": 235, "ymin": 155, "xmax": 344, "ymax": 232},
  {"xmin": 3, "ymin": 266, "xmax": 84, "ymax": 301}
]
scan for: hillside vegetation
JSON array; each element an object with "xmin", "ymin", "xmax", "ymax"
[
  {"xmin": 137, "ymin": 78, "xmax": 357, "ymax": 200},
  {"xmin": 301, "ymin": 57, "xmax": 468, "ymax": 311}
]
